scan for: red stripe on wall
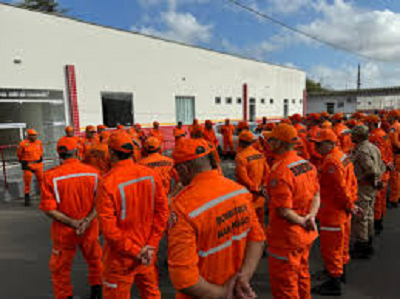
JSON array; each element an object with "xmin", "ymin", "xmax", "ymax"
[{"xmin": 65, "ymin": 65, "xmax": 81, "ymax": 136}]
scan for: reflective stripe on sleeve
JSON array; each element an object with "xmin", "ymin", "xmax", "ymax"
[
  {"xmin": 320, "ymin": 227, "xmax": 341, "ymax": 232},
  {"xmin": 103, "ymin": 281, "xmax": 117, "ymax": 289},
  {"xmin": 287, "ymin": 159, "xmax": 307, "ymax": 168},
  {"xmin": 268, "ymin": 252, "xmax": 289, "ymax": 261},
  {"xmin": 340, "ymin": 155, "xmax": 347, "ymax": 162},
  {"xmin": 53, "ymin": 173, "xmax": 99, "ymax": 204},
  {"xmin": 189, "ymin": 189, "xmax": 248, "ymax": 219},
  {"xmin": 118, "ymin": 176, "xmax": 155, "ymax": 220},
  {"xmin": 198, "ymin": 229, "xmax": 250, "ymax": 258}
]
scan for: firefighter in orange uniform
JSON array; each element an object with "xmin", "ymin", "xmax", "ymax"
[
  {"xmin": 168, "ymin": 138, "xmax": 265, "ymax": 299},
  {"xmin": 40, "ymin": 137, "xmax": 103, "ymax": 299},
  {"xmin": 236, "ymin": 131, "xmax": 270, "ymax": 229},
  {"xmin": 17, "ymin": 129, "xmax": 44, "ymax": 206},
  {"xmin": 332, "ymin": 113, "xmax": 353, "ymax": 154},
  {"xmin": 221, "ymin": 118, "xmax": 235, "ymax": 157},
  {"xmin": 256, "ymin": 116, "xmax": 268, "ymax": 133},
  {"xmin": 203, "ymin": 120, "xmax": 219, "ymax": 148},
  {"xmin": 310, "ymin": 129, "xmax": 359, "ymax": 296},
  {"xmin": 387, "ymin": 110, "xmax": 400, "ymax": 208},
  {"xmin": 191, "ymin": 126, "xmax": 222, "ymax": 173},
  {"xmin": 80, "ymin": 125, "xmax": 97, "ymax": 160},
  {"xmin": 290, "ymin": 114, "xmax": 307, "ymax": 139},
  {"xmin": 266, "ymin": 124, "xmax": 320, "ymax": 299},
  {"xmin": 83, "ymin": 133, "xmax": 111, "ymax": 176},
  {"xmin": 306, "ymin": 113, "xmax": 323, "ymax": 167},
  {"xmin": 97, "ymin": 125, "xmax": 110, "ymax": 143},
  {"xmin": 150, "ymin": 121, "xmax": 164, "ymax": 153},
  {"xmin": 60, "ymin": 127, "xmax": 80, "ymax": 144},
  {"xmin": 173, "ymin": 122, "xmax": 187, "ymax": 145},
  {"xmin": 140, "ymin": 137, "xmax": 179, "ymax": 195},
  {"xmin": 96, "ymin": 133, "xmax": 169, "ymax": 299},
  {"xmin": 366, "ymin": 115, "xmax": 393, "ymax": 232},
  {"xmin": 188, "ymin": 119, "xmax": 200, "ymax": 138}
]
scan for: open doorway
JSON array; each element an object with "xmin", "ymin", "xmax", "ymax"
[
  {"xmin": 249, "ymin": 98, "xmax": 256, "ymax": 122},
  {"xmin": 102, "ymin": 92, "xmax": 134, "ymax": 127},
  {"xmin": 326, "ymin": 102, "xmax": 335, "ymax": 114},
  {"xmin": 284, "ymin": 99, "xmax": 289, "ymax": 118}
]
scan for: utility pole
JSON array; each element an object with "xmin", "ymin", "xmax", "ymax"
[{"xmin": 357, "ymin": 63, "xmax": 361, "ymax": 91}]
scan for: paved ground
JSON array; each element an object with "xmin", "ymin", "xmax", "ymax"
[{"xmin": 1, "ymin": 160, "xmax": 400, "ymax": 298}]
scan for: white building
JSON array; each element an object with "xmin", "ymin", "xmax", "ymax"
[
  {"xmin": 0, "ymin": 3, "xmax": 306, "ymax": 151},
  {"xmin": 306, "ymin": 87, "xmax": 400, "ymax": 115}
]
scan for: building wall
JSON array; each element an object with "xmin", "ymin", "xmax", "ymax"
[
  {"xmin": 306, "ymin": 95, "xmax": 357, "ymax": 115},
  {"xmin": 0, "ymin": 4, "xmax": 305, "ymax": 130}
]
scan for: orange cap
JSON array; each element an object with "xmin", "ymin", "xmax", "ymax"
[
  {"xmin": 98, "ymin": 125, "xmax": 107, "ymax": 130},
  {"xmin": 145, "ymin": 137, "xmax": 161, "ymax": 151},
  {"xmin": 321, "ymin": 111, "xmax": 330, "ymax": 118},
  {"xmin": 321, "ymin": 121, "xmax": 333, "ymax": 129},
  {"xmin": 281, "ymin": 119, "xmax": 292, "ymax": 124},
  {"xmin": 290, "ymin": 114, "xmax": 302, "ymax": 122},
  {"xmin": 57, "ymin": 137, "xmax": 79, "ymax": 153},
  {"xmin": 239, "ymin": 131, "xmax": 254, "ymax": 143},
  {"xmin": 117, "ymin": 125, "xmax": 125, "ymax": 130},
  {"xmin": 388, "ymin": 110, "xmax": 399, "ymax": 118},
  {"xmin": 109, "ymin": 133, "xmax": 134, "ymax": 154},
  {"xmin": 265, "ymin": 123, "xmax": 276, "ymax": 131},
  {"xmin": 365, "ymin": 115, "xmax": 380, "ymax": 124},
  {"xmin": 27, "ymin": 129, "xmax": 37, "ymax": 136},
  {"xmin": 238, "ymin": 121, "xmax": 250, "ymax": 130},
  {"xmin": 310, "ymin": 129, "xmax": 338, "ymax": 143},
  {"xmin": 332, "ymin": 113, "xmax": 344, "ymax": 121},
  {"xmin": 269, "ymin": 124, "xmax": 298, "ymax": 144},
  {"xmin": 153, "ymin": 121, "xmax": 160, "ymax": 126},
  {"xmin": 65, "ymin": 126, "xmax": 74, "ymax": 133},
  {"xmin": 307, "ymin": 113, "xmax": 320, "ymax": 121},
  {"xmin": 86, "ymin": 125, "xmax": 96, "ymax": 132},
  {"xmin": 173, "ymin": 139, "xmax": 211, "ymax": 164},
  {"xmin": 205, "ymin": 120, "xmax": 213, "ymax": 125},
  {"xmin": 135, "ymin": 124, "xmax": 142, "ymax": 129}
]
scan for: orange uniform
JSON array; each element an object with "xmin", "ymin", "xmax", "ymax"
[
  {"xmin": 17, "ymin": 138, "xmax": 44, "ymax": 195},
  {"xmin": 83, "ymin": 141, "xmax": 111, "ymax": 176},
  {"xmin": 221, "ymin": 123, "xmax": 235, "ymax": 155},
  {"xmin": 150, "ymin": 129, "xmax": 164, "ymax": 152},
  {"xmin": 389, "ymin": 121, "xmax": 400, "ymax": 204},
  {"xmin": 295, "ymin": 137, "xmax": 311, "ymax": 160},
  {"xmin": 370, "ymin": 128, "xmax": 393, "ymax": 219},
  {"xmin": 168, "ymin": 170, "xmax": 265, "ymax": 299},
  {"xmin": 203, "ymin": 128, "xmax": 219, "ymax": 148},
  {"xmin": 293, "ymin": 123, "xmax": 307, "ymax": 139},
  {"xmin": 318, "ymin": 147, "xmax": 357, "ymax": 278},
  {"xmin": 173, "ymin": 127, "xmax": 187, "ymax": 145},
  {"xmin": 139, "ymin": 153, "xmax": 179, "ymax": 195},
  {"xmin": 235, "ymin": 146, "xmax": 270, "ymax": 228},
  {"xmin": 267, "ymin": 151, "xmax": 319, "ymax": 299},
  {"xmin": 96, "ymin": 159, "xmax": 169, "ymax": 299},
  {"xmin": 333, "ymin": 123, "xmax": 353, "ymax": 154},
  {"xmin": 40, "ymin": 159, "xmax": 103, "ymax": 299},
  {"xmin": 79, "ymin": 137, "xmax": 97, "ymax": 160}
]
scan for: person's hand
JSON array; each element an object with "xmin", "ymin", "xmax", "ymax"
[
  {"xmin": 224, "ymin": 274, "xmax": 238, "ymax": 299},
  {"xmin": 137, "ymin": 245, "xmax": 156, "ymax": 266},
  {"xmin": 234, "ymin": 273, "xmax": 257, "ymax": 299},
  {"xmin": 351, "ymin": 206, "xmax": 364, "ymax": 220},
  {"xmin": 76, "ymin": 218, "xmax": 90, "ymax": 236},
  {"xmin": 70, "ymin": 219, "xmax": 84, "ymax": 230},
  {"xmin": 304, "ymin": 215, "xmax": 317, "ymax": 231}
]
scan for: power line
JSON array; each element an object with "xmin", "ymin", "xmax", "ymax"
[{"xmin": 226, "ymin": 0, "xmax": 397, "ymax": 63}]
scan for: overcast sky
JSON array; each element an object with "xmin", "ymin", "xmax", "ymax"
[{"xmin": 5, "ymin": 0, "xmax": 400, "ymax": 90}]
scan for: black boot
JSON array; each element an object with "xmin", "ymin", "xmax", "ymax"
[
  {"xmin": 340, "ymin": 265, "xmax": 347, "ymax": 284},
  {"xmin": 24, "ymin": 194, "xmax": 30, "ymax": 207},
  {"xmin": 375, "ymin": 219, "xmax": 382, "ymax": 235},
  {"xmin": 352, "ymin": 242, "xmax": 372, "ymax": 259},
  {"xmin": 312, "ymin": 276, "xmax": 342, "ymax": 296},
  {"xmin": 90, "ymin": 285, "xmax": 102, "ymax": 299}
]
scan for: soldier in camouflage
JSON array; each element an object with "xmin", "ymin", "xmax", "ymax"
[{"xmin": 350, "ymin": 125, "xmax": 385, "ymax": 259}]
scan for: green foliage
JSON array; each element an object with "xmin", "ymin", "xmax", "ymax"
[
  {"xmin": 306, "ymin": 78, "xmax": 329, "ymax": 93},
  {"xmin": 17, "ymin": 0, "xmax": 68, "ymax": 14}
]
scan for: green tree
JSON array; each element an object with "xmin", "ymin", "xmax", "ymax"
[
  {"xmin": 306, "ymin": 78, "xmax": 329, "ymax": 93},
  {"xmin": 17, "ymin": 0, "xmax": 68, "ymax": 14}
]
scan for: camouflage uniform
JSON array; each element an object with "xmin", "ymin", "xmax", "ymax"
[{"xmin": 351, "ymin": 132, "xmax": 385, "ymax": 243}]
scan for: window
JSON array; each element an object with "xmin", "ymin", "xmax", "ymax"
[
  {"xmin": 176, "ymin": 96, "xmax": 196, "ymax": 125},
  {"xmin": 368, "ymin": 102, "xmax": 372, "ymax": 105},
  {"xmin": 102, "ymin": 92, "xmax": 134, "ymax": 127},
  {"xmin": 226, "ymin": 97, "xmax": 232, "ymax": 104},
  {"xmin": 338, "ymin": 101, "xmax": 344, "ymax": 108},
  {"xmin": 261, "ymin": 98, "xmax": 266, "ymax": 104},
  {"xmin": 270, "ymin": 99, "xmax": 274, "ymax": 104},
  {"xmin": 284, "ymin": 99, "xmax": 289, "ymax": 104},
  {"xmin": 347, "ymin": 98, "xmax": 353, "ymax": 103},
  {"xmin": 299, "ymin": 99, "xmax": 303, "ymax": 104},
  {"xmin": 215, "ymin": 97, "xmax": 221, "ymax": 104},
  {"xmin": 237, "ymin": 97, "xmax": 242, "ymax": 104},
  {"xmin": 357, "ymin": 102, "xmax": 361, "ymax": 105},
  {"xmin": 292, "ymin": 99, "xmax": 296, "ymax": 104},
  {"xmin": 250, "ymin": 98, "xmax": 256, "ymax": 104}
]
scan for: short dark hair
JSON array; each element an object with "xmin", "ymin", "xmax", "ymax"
[
  {"xmin": 113, "ymin": 150, "xmax": 132, "ymax": 160},
  {"xmin": 178, "ymin": 121, "xmax": 183, "ymax": 126}
]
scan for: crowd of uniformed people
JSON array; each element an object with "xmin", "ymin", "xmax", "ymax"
[{"xmin": 16, "ymin": 109, "xmax": 400, "ymax": 298}]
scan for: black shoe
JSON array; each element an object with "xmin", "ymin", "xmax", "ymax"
[
  {"xmin": 90, "ymin": 285, "xmax": 102, "ymax": 299},
  {"xmin": 388, "ymin": 202, "xmax": 395, "ymax": 209},
  {"xmin": 375, "ymin": 220, "xmax": 382, "ymax": 235},
  {"xmin": 311, "ymin": 268, "xmax": 329, "ymax": 281},
  {"xmin": 352, "ymin": 242, "xmax": 372, "ymax": 259},
  {"xmin": 24, "ymin": 194, "xmax": 30, "ymax": 207},
  {"xmin": 312, "ymin": 276, "xmax": 342, "ymax": 296},
  {"xmin": 340, "ymin": 265, "xmax": 347, "ymax": 284},
  {"xmin": 67, "ymin": 297, "xmax": 73, "ymax": 299}
]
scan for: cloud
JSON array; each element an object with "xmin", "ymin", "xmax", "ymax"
[
  {"xmin": 267, "ymin": 0, "xmax": 312, "ymax": 15},
  {"xmin": 138, "ymin": 0, "xmax": 209, "ymax": 10},
  {"xmin": 298, "ymin": 0, "xmax": 400, "ymax": 61},
  {"xmin": 309, "ymin": 62, "xmax": 400, "ymax": 90},
  {"xmin": 134, "ymin": 11, "xmax": 213, "ymax": 44},
  {"xmin": 220, "ymin": 38, "xmax": 279, "ymax": 61}
]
